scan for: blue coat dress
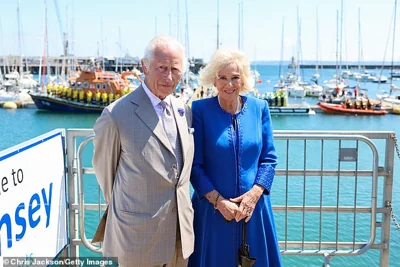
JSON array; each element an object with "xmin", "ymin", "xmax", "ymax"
[{"xmin": 188, "ymin": 96, "xmax": 282, "ymax": 267}]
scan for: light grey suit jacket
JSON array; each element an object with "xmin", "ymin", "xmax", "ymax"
[{"xmin": 92, "ymin": 85, "xmax": 195, "ymax": 266}]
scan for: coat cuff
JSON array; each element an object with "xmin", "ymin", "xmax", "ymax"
[{"xmin": 254, "ymin": 165, "xmax": 275, "ymax": 195}]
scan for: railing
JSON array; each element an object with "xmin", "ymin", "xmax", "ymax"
[{"xmin": 64, "ymin": 130, "xmax": 395, "ymax": 267}]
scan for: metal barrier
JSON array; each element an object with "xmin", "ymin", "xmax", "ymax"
[{"xmin": 65, "ymin": 130, "xmax": 396, "ymax": 266}]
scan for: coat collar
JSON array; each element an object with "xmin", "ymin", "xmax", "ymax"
[
  {"xmin": 131, "ymin": 86, "xmax": 189, "ymax": 164},
  {"xmin": 131, "ymin": 86, "xmax": 174, "ymax": 155}
]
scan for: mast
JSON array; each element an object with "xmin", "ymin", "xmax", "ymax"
[
  {"xmin": 176, "ymin": 0, "xmax": 181, "ymax": 43},
  {"xmin": 155, "ymin": 16, "xmax": 158, "ymax": 36},
  {"xmin": 45, "ymin": 0, "xmax": 50, "ymax": 82},
  {"xmin": 64, "ymin": 4, "xmax": 69, "ymax": 79},
  {"xmin": 315, "ymin": 6, "xmax": 319, "ymax": 76},
  {"xmin": 335, "ymin": 10, "xmax": 339, "ymax": 85},
  {"xmin": 0, "ymin": 17, "xmax": 10, "ymax": 75},
  {"xmin": 101, "ymin": 17, "xmax": 105, "ymax": 70},
  {"xmin": 339, "ymin": 0, "xmax": 344, "ymax": 76},
  {"xmin": 17, "ymin": 0, "xmax": 23, "ymax": 91},
  {"xmin": 390, "ymin": 0, "xmax": 397, "ymax": 93},
  {"xmin": 237, "ymin": 2, "xmax": 240, "ymax": 49},
  {"xmin": 169, "ymin": 13, "xmax": 172, "ymax": 36},
  {"xmin": 217, "ymin": 0, "xmax": 220, "ymax": 49},
  {"xmin": 358, "ymin": 8, "xmax": 361, "ymax": 73},
  {"xmin": 278, "ymin": 18, "xmax": 284, "ymax": 80},
  {"xmin": 71, "ymin": 0, "xmax": 75, "ymax": 75},
  {"xmin": 115, "ymin": 27, "xmax": 120, "ymax": 73},
  {"xmin": 0, "ymin": 17, "xmax": 5, "ymax": 78},
  {"xmin": 185, "ymin": 0, "xmax": 190, "ymax": 86},
  {"xmin": 296, "ymin": 6, "xmax": 301, "ymax": 79},
  {"xmin": 38, "ymin": 1, "xmax": 46, "ymax": 90},
  {"xmin": 119, "ymin": 27, "xmax": 122, "ymax": 73},
  {"xmin": 241, "ymin": 2, "xmax": 244, "ymax": 50}
]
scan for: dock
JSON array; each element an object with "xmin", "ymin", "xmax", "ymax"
[{"xmin": 0, "ymin": 100, "xmax": 36, "ymax": 109}]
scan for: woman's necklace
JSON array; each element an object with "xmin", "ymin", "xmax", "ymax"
[{"xmin": 218, "ymin": 95, "xmax": 242, "ymax": 114}]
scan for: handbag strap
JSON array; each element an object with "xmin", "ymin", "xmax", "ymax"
[{"xmin": 242, "ymin": 221, "xmax": 247, "ymax": 244}]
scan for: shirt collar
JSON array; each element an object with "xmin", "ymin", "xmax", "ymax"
[{"xmin": 142, "ymin": 81, "xmax": 171, "ymax": 108}]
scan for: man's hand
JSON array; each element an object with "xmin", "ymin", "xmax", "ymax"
[{"xmin": 230, "ymin": 185, "xmax": 264, "ymax": 222}]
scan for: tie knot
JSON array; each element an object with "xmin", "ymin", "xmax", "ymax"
[
  {"xmin": 159, "ymin": 100, "xmax": 172, "ymax": 116},
  {"xmin": 159, "ymin": 100, "xmax": 167, "ymax": 109}
]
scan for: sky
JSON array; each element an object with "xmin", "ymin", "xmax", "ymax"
[{"xmin": 0, "ymin": 0, "xmax": 399, "ymax": 63}]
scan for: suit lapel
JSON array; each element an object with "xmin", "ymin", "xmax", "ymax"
[
  {"xmin": 171, "ymin": 97, "xmax": 188, "ymax": 164},
  {"xmin": 131, "ymin": 86, "xmax": 174, "ymax": 155}
]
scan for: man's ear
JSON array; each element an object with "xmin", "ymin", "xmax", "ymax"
[{"xmin": 141, "ymin": 59, "xmax": 148, "ymax": 74}]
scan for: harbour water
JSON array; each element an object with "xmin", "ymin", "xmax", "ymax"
[{"xmin": 0, "ymin": 65, "xmax": 399, "ymax": 266}]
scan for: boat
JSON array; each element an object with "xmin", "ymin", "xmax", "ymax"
[
  {"xmin": 269, "ymin": 106, "xmax": 316, "ymax": 115},
  {"xmin": 304, "ymin": 83, "xmax": 323, "ymax": 97},
  {"xmin": 287, "ymin": 82, "xmax": 306, "ymax": 97},
  {"xmin": 0, "ymin": 90, "xmax": 19, "ymax": 102},
  {"xmin": 392, "ymin": 106, "xmax": 400, "ymax": 115},
  {"xmin": 318, "ymin": 102, "xmax": 388, "ymax": 115},
  {"xmin": 29, "ymin": 70, "xmax": 142, "ymax": 113},
  {"xmin": 378, "ymin": 85, "xmax": 400, "ymax": 105}
]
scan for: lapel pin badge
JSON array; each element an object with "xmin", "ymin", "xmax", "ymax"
[{"xmin": 177, "ymin": 108, "xmax": 185, "ymax": 116}]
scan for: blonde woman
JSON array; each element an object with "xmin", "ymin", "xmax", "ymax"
[{"xmin": 189, "ymin": 49, "xmax": 282, "ymax": 267}]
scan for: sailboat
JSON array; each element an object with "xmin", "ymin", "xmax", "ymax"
[
  {"xmin": 306, "ymin": 6, "xmax": 323, "ymax": 98},
  {"xmin": 377, "ymin": 0, "xmax": 400, "ymax": 106},
  {"xmin": 273, "ymin": 18, "xmax": 287, "ymax": 90},
  {"xmin": 322, "ymin": 8, "xmax": 348, "ymax": 98},
  {"xmin": 286, "ymin": 7, "xmax": 306, "ymax": 98},
  {"xmin": 177, "ymin": 0, "xmax": 197, "ymax": 104}
]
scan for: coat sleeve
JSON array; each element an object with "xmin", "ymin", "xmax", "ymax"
[
  {"xmin": 92, "ymin": 108, "xmax": 121, "ymax": 203},
  {"xmin": 254, "ymin": 100, "xmax": 278, "ymax": 195},
  {"xmin": 190, "ymin": 101, "xmax": 215, "ymax": 198}
]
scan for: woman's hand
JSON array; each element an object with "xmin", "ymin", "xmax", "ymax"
[
  {"xmin": 230, "ymin": 185, "xmax": 264, "ymax": 222},
  {"xmin": 216, "ymin": 199, "xmax": 239, "ymax": 221}
]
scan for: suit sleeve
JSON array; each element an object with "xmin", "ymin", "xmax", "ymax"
[
  {"xmin": 92, "ymin": 108, "xmax": 121, "ymax": 203},
  {"xmin": 190, "ymin": 101, "xmax": 215, "ymax": 198},
  {"xmin": 254, "ymin": 100, "xmax": 278, "ymax": 195}
]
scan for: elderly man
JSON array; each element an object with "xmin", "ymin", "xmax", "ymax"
[{"xmin": 92, "ymin": 36, "xmax": 195, "ymax": 267}]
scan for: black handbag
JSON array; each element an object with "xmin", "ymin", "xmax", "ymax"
[{"xmin": 238, "ymin": 222, "xmax": 256, "ymax": 267}]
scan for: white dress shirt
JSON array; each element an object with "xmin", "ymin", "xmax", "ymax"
[
  {"xmin": 142, "ymin": 81, "xmax": 175, "ymax": 140},
  {"xmin": 142, "ymin": 81, "xmax": 172, "ymax": 121}
]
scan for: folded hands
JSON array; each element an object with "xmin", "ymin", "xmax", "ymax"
[{"xmin": 205, "ymin": 185, "xmax": 264, "ymax": 223}]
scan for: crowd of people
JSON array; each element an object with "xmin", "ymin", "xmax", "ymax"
[{"xmin": 344, "ymin": 98, "xmax": 382, "ymax": 110}]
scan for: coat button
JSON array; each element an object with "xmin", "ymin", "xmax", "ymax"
[
  {"xmin": 172, "ymin": 207, "xmax": 177, "ymax": 212},
  {"xmin": 172, "ymin": 164, "xmax": 177, "ymax": 169}
]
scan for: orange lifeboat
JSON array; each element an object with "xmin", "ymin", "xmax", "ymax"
[{"xmin": 121, "ymin": 71, "xmax": 142, "ymax": 83}]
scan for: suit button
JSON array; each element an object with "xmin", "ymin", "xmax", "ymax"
[
  {"xmin": 172, "ymin": 164, "xmax": 177, "ymax": 169},
  {"xmin": 172, "ymin": 207, "xmax": 177, "ymax": 212}
]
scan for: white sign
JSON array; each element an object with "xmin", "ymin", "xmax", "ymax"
[{"xmin": 0, "ymin": 129, "xmax": 68, "ymax": 258}]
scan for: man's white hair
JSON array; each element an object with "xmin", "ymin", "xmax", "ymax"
[{"xmin": 142, "ymin": 36, "xmax": 187, "ymax": 71}]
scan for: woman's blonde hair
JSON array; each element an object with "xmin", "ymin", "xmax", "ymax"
[{"xmin": 198, "ymin": 49, "xmax": 255, "ymax": 93}]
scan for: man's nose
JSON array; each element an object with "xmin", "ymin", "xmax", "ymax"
[{"xmin": 164, "ymin": 69, "xmax": 173, "ymax": 80}]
